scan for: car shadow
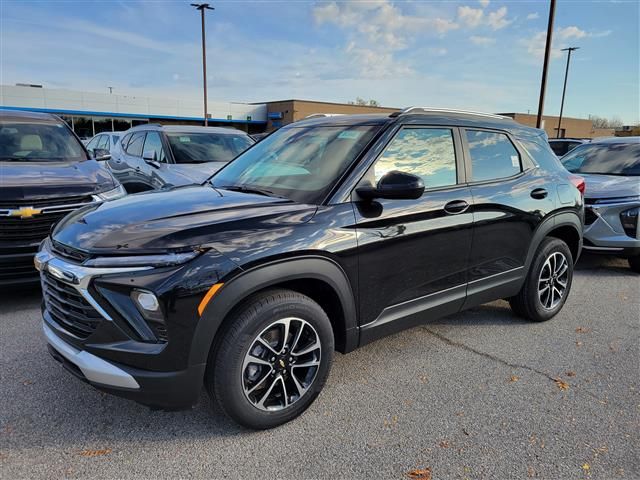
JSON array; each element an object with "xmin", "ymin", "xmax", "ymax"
[{"xmin": 575, "ymin": 252, "xmax": 633, "ymax": 274}]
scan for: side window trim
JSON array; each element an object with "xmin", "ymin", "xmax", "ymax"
[{"xmin": 461, "ymin": 127, "xmax": 528, "ymax": 185}]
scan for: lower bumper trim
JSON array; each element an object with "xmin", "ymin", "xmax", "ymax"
[{"xmin": 43, "ymin": 322, "xmax": 140, "ymax": 390}]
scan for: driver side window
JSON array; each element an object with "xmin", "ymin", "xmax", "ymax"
[{"xmin": 372, "ymin": 128, "xmax": 457, "ymax": 189}]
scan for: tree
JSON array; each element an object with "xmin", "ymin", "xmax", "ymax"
[
  {"xmin": 589, "ymin": 115, "xmax": 624, "ymax": 129},
  {"xmin": 349, "ymin": 97, "xmax": 381, "ymax": 107}
]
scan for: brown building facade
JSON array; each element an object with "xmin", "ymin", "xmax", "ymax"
[
  {"xmin": 263, "ymin": 99, "xmax": 399, "ymax": 131},
  {"xmin": 500, "ymin": 113, "xmax": 615, "ymax": 139}
]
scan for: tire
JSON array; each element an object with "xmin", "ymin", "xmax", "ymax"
[
  {"xmin": 629, "ymin": 256, "xmax": 640, "ymax": 273},
  {"xmin": 206, "ymin": 289, "xmax": 334, "ymax": 429},
  {"xmin": 509, "ymin": 237, "xmax": 574, "ymax": 322}
]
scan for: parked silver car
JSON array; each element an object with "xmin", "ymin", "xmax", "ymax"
[
  {"xmin": 560, "ymin": 137, "xmax": 640, "ymax": 272},
  {"xmin": 107, "ymin": 125, "xmax": 254, "ymax": 192},
  {"xmin": 85, "ymin": 132, "xmax": 123, "ymax": 160}
]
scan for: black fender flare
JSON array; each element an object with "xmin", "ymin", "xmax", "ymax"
[
  {"xmin": 524, "ymin": 211, "xmax": 583, "ymax": 271},
  {"xmin": 188, "ymin": 255, "xmax": 358, "ymax": 367}
]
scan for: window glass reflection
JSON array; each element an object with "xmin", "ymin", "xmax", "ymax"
[{"xmin": 466, "ymin": 130, "xmax": 521, "ymax": 182}]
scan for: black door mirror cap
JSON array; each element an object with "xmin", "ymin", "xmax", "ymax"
[{"xmin": 356, "ymin": 170, "xmax": 425, "ymax": 200}]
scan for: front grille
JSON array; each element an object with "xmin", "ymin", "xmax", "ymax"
[
  {"xmin": 0, "ymin": 251, "xmax": 38, "ymax": 283},
  {"xmin": 42, "ymin": 271, "xmax": 103, "ymax": 339},
  {"xmin": 0, "ymin": 195, "xmax": 93, "ymax": 209},
  {"xmin": 584, "ymin": 207, "xmax": 598, "ymax": 226},
  {"xmin": 0, "ymin": 212, "xmax": 67, "ymax": 243}
]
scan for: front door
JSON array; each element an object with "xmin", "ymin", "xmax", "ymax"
[{"xmin": 354, "ymin": 126, "xmax": 473, "ymax": 344}]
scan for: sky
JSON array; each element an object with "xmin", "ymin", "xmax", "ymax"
[{"xmin": 1, "ymin": 0, "xmax": 638, "ymax": 124}]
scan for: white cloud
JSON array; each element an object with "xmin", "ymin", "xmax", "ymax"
[
  {"xmin": 556, "ymin": 26, "xmax": 587, "ymax": 40},
  {"xmin": 526, "ymin": 12, "xmax": 540, "ymax": 20},
  {"xmin": 522, "ymin": 25, "xmax": 604, "ymax": 61},
  {"xmin": 486, "ymin": 6, "xmax": 512, "ymax": 30},
  {"xmin": 457, "ymin": 6, "xmax": 484, "ymax": 27},
  {"xmin": 478, "ymin": 0, "xmax": 490, "ymax": 7},
  {"xmin": 470, "ymin": 35, "xmax": 496, "ymax": 46},
  {"xmin": 427, "ymin": 47, "xmax": 448, "ymax": 56}
]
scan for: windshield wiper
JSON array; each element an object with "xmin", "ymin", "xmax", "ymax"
[{"xmin": 218, "ymin": 184, "xmax": 284, "ymax": 198}]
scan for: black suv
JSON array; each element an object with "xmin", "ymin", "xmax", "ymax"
[
  {"xmin": 37, "ymin": 108, "xmax": 584, "ymax": 429},
  {"xmin": 107, "ymin": 124, "xmax": 254, "ymax": 192},
  {"xmin": 0, "ymin": 109, "xmax": 125, "ymax": 285}
]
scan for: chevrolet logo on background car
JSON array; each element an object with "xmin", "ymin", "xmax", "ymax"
[{"xmin": 7, "ymin": 206, "xmax": 43, "ymax": 219}]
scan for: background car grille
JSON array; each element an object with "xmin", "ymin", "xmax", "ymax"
[{"xmin": 41, "ymin": 271, "xmax": 103, "ymax": 339}]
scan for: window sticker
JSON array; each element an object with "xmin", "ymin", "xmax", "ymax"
[
  {"xmin": 338, "ymin": 130, "xmax": 361, "ymax": 140},
  {"xmin": 511, "ymin": 155, "xmax": 519, "ymax": 167},
  {"xmin": 179, "ymin": 136, "xmax": 191, "ymax": 142}
]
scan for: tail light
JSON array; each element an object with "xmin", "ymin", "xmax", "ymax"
[{"xmin": 569, "ymin": 174, "xmax": 585, "ymax": 196}]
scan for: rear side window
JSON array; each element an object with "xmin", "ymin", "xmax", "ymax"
[
  {"xmin": 126, "ymin": 132, "xmax": 145, "ymax": 157},
  {"xmin": 549, "ymin": 142, "xmax": 567, "ymax": 156},
  {"xmin": 465, "ymin": 130, "xmax": 521, "ymax": 182},
  {"xmin": 373, "ymin": 128, "xmax": 457, "ymax": 189}
]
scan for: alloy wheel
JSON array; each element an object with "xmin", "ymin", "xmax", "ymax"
[
  {"xmin": 242, "ymin": 317, "xmax": 321, "ymax": 411},
  {"xmin": 538, "ymin": 251, "xmax": 569, "ymax": 310}
]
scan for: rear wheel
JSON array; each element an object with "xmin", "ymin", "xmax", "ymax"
[
  {"xmin": 509, "ymin": 237, "xmax": 574, "ymax": 322},
  {"xmin": 206, "ymin": 289, "xmax": 334, "ymax": 429},
  {"xmin": 628, "ymin": 256, "xmax": 640, "ymax": 273}
]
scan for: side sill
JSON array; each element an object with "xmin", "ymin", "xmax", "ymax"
[
  {"xmin": 358, "ymin": 284, "xmax": 466, "ymax": 347},
  {"xmin": 462, "ymin": 266, "xmax": 525, "ymax": 310}
]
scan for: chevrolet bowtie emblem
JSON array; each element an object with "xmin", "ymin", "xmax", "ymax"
[{"xmin": 9, "ymin": 206, "xmax": 42, "ymax": 219}]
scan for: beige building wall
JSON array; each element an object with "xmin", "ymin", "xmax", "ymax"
[
  {"xmin": 264, "ymin": 100, "xmax": 398, "ymax": 131},
  {"xmin": 500, "ymin": 113, "xmax": 614, "ymax": 139}
]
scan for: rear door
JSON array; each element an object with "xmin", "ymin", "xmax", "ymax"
[
  {"xmin": 354, "ymin": 126, "xmax": 473, "ymax": 343},
  {"xmin": 462, "ymin": 128, "xmax": 555, "ymax": 304}
]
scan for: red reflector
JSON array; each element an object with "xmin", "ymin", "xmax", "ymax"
[{"xmin": 569, "ymin": 174, "xmax": 585, "ymax": 195}]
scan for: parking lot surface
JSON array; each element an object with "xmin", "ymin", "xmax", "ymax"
[{"xmin": 1, "ymin": 254, "xmax": 638, "ymax": 479}]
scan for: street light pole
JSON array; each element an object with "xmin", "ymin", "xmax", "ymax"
[
  {"xmin": 556, "ymin": 46, "xmax": 580, "ymax": 138},
  {"xmin": 536, "ymin": 0, "xmax": 556, "ymax": 129},
  {"xmin": 191, "ymin": 3, "xmax": 214, "ymax": 126}
]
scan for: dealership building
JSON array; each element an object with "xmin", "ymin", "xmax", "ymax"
[{"xmin": 1, "ymin": 83, "xmax": 615, "ymax": 140}]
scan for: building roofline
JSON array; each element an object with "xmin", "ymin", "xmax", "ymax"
[{"xmin": 255, "ymin": 99, "xmax": 399, "ymax": 110}]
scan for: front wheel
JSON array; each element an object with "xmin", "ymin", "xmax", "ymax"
[
  {"xmin": 509, "ymin": 237, "xmax": 574, "ymax": 322},
  {"xmin": 206, "ymin": 289, "xmax": 334, "ymax": 429}
]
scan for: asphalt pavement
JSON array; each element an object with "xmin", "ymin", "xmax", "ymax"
[{"xmin": 1, "ymin": 253, "xmax": 638, "ymax": 479}]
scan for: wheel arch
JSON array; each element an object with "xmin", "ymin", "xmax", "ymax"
[
  {"xmin": 525, "ymin": 211, "xmax": 583, "ymax": 270},
  {"xmin": 189, "ymin": 255, "xmax": 358, "ymax": 367}
]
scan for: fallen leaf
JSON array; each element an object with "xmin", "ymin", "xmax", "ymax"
[
  {"xmin": 576, "ymin": 327, "xmax": 590, "ymax": 334},
  {"xmin": 439, "ymin": 440, "xmax": 450, "ymax": 448},
  {"xmin": 527, "ymin": 465, "xmax": 535, "ymax": 477},
  {"xmin": 418, "ymin": 375, "xmax": 428, "ymax": 384},
  {"xmin": 509, "ymin": 375, "xmax": 520, "ymax": 383},
  {"xmin": 582, "ymin": 463, "xmax": 590, "ymax": 471},
  {"xmin": 554, "ymin": 378, "xmax": 570, "ymax": 391},
  {"xmin": 566, "ymin": 371, "xmax": 576, "ymax": 377},
  {"xmin": 576, "ymin": 341, "xmax": 583, "ymax": 347},
  {"xmin": 406, "ymin": 468, "xmax": 432, "ymax": 480},
  {"xmin": 79, "ymin": 448, "xmax": 111, "ymax": 457}
]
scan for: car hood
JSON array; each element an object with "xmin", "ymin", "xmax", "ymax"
[
  {"xmin": 52, "ymin": 185, "xmax": 317, "ymax": 252},
  {"xmin": 581, "ymin": 173, "xmax": 640, "ymax": 200},
  {"xmin": 166, "ymin": 162, "xmax": 227, "ymax": 185},
  {"xmin": 0, "ymin": 160, "xmax": 116, "ymax": 202}
]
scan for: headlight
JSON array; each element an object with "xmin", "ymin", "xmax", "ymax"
[
  {"xmin": 94, "ymin": 184, "xmax": 127, "ymax": 201},
  {"xmin": 83, "ymin": 250, "xmax": 202, "ymax": 267},
  {"xmin": 620, "ymin": 206, "xmax": 639, "ymax": 238}
]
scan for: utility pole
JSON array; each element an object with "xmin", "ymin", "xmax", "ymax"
[
  {"xmin": 556, "ymin": 47, "xmax": 580, "ymax": 138},
  {"xmin": 191, "ymin": 3, "xmax": 214, "ymax": 126},
  {"xmin": 108, "ymin": 86, "xmax": 113, "ymax": 94},
  {"xmin": 536, "ymin": 0, "xmax": 556, "ymax": 129}
]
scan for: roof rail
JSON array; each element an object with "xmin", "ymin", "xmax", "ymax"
[
  {"xmin": 303, "ymin": 113, "xmax": 345, "ymax": 119},
  {"xmin": 131, "ymin": 123, "xmax": 162, "ymax": 128},
  {"xmin": 391, "ymin": 107, "xmax": 510, "ymax": 120}
]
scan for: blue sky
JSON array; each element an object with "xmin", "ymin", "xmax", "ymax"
[{"xmin": 1, "ymin": 0, "xmax": 638, "ymax": 123}]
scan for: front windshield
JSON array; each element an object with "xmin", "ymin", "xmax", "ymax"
[
  {"xmin": 166, "ymin": 132, "xmax": 254, "ymax": 164},
  {"xmin": 211, "ymin": 124, "xmax": 380, "ymax": 204},
  {"xmin": 0, "ymin": 121, "xmax": 87, "ymax": 162},
  {"xmin": 561, "ymin": 142, "xmax": 640, "ymax": 176}
]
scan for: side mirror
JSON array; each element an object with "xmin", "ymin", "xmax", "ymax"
[
  {"xmin": 143, "ymin": 151, "xmax": 160, "ymax": 168},
  {"xmin": 93, "ymin": 148, "xmax": 111, "ymax": 161},
  {"xmin": 356, "ymin": 171, "xmax": 425, "ymax": 200}
]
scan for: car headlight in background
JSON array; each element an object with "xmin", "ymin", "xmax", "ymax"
[
  {"xmin": 93, "ymin": 184, "xmax": 127, "ymax": 201},
  {"xmin": 620, "ymin": 207, "xmax": 639, "ymax": 238},
  {"xmin": 83, "ymin": 250, "xmax": 202, "ymax": 268}
]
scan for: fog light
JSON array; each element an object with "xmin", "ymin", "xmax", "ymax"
[{"xmin": 131, "ymin": 289, "xmax": 163, "ymax": 322}]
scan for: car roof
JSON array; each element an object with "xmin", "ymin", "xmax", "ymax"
[
  {"xmin": 588, "ymin": 136, "xmax": 640, "ymax": 145},
  {"xmin": 0, "ymin": 109, "xmax": 60, "ymax": 122},
  {"xmin": 290, "ymin": 110, "xmax": 542, "ymax": 137},
  {"xmin": 129, "ymin": 124, "xmax": 250, "ymax": 135},
  {"xmin": 549, "ymin": 138, "xmax": 588, "ymax": 142}
]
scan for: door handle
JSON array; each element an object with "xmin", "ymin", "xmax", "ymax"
[
  {"xmin": 444, "ymin": 200, "xmax": 469, "ymax": 214},
  {"xmin": 531, "ymin": 188, "xmax": 548, "ymax": 199}
]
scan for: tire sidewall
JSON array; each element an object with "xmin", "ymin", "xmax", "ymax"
[
  {"xmin": 212, "ymin": 292, "xmax": 334, "ymax": 429},
  {"xmin": 527, "ymin": 238, "xmax": 574, "ymax": 321}
]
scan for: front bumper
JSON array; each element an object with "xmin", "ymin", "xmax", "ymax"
[{"xmin": 583, "ymin": 199, "xmax": 639, "ymax": 256}]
